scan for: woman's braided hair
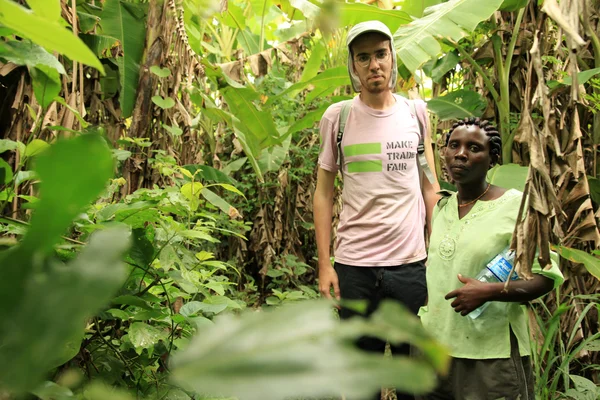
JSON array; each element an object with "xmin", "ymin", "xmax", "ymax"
[{"xmin": 445, "ymin": 117, "xmax": 502, "ymax": 164}]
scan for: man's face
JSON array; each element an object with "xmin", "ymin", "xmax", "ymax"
[{"xmin": 351, "ymin": 33, "xmax": 393, "ymax": 94}]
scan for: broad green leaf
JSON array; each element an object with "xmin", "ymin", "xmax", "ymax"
[
  {"xmin": 20, "ymin": 134, "xmax": 114, "ymax": 255},
  {"xmin": 180, "ymin": 229, "xmax": 220, "ymax": 243},
  {"xmin": 80, "ymin": 34, "xmax": 119, "ymax": 58},
  {"xmin": 15, "ymin": 170, "xmax": 37, "ymax": 186},
  {"xmin": 0, "ymin": 39, "xmax": 66, "ymax": 74},
  {"xmin": 200, "ymin": 188, "xmax": 240, "ymax": 217},
  {"xmin": 221, "ymin": 87, "xmax": 280, "ymax": 149},
  {"xmin": 150, "ymin": 65, "xmax": 171, "ymax": 78},
  {"xmin": 258, "ymin": 133, "xmax": 292, "ymax": 173},
  {"xmin": 289, "ymin": 0, "xmax": 320, "ymax": 18},
  {"xmin": 570, "ymin": 375, "xmax": 599, "ymax": 395},
  {"xmin": 394, "ymin": 0, "xmax": 504, "ymax": 72},
  {"xmin": 0, "ymin": 0, "xmax": 104, "ymax": 73},
  {"xmin": 152, "ymin": 95, "xmax": 176, "ymax": 109},
  {"xmin": 211, "ymin": 183, "xmax": 245, "ymax": 198},
  {"xmin": 422, "ymin": 51, "xmax": 460, "ymax": 83},
  {"xmin": 78, "ymin": 11, "xmax": 101, "ymax": 33},
  {"xmin": 32, "ymin": 381, "xmax": 74, "ymax": 400},
  {"xmin": 0, "ymin": 158, "xmax": 13, "ymax": 185},
  {"xmin": 587, "ymin": 176, "xmax": 600, "ymax": 205},
  {"xmin": 112, "ymin": 295, "xmax": 153, "ymax": 310},
  {"xmin": 128, "ymin": 322, "xmax": 166, "ymax": 355},
  {"xmin": 30, "ymin": 66, "xmax": 61, "ymax": 108},
  {"xmin": 100, "ymin": 0, "xmax": 148, "ymax": 117},
  {"xmin": 222, "ymin": 158, "xmax": 247, "ymax": 175},
  {"xmin": 340, "ymin": 3, "xmax": 411, "ymax": 33},
  {"xmin": 553, "ymin": 246, "xmax": 600, "ymax": 280},
  {"xmin": 219, "ymin": 1, "xmax": 246, "ymax": 29},
  {"xmin": 171, "ymin": 300, "xmax": 443, "ymax": 400},
  {"xmin": 24, "ymin": 138, "xmax": 50, "ymax": 159},
  {"xmin": 300, "ymin": 40, "xmax": 327, "ymax": 83},
  {"xmin": 499, "ymin": 0, "xmax": 528, "ymax": 11},
  {"xmin": 582, "ymin": 339, "xmax": 600, "ymax": 352},
  {"xmin": 181, "ymin": 164, "xmax": 236, "ymax": 184},
  {"xmin": 286, "ymin": 106, "xmax": 331, "ymax": 137},
  {"xmin": 398, "ymin": 0, "xmax": 444, "ymax": 18},
  {"xmin": 82, "ymin": 381, "xmax": 135, "ymax": 400},
  {"xmin": 0, "ymin": 139, "xmax": 21, "ymax": 154},
  {"xmin": 547, "ymin": 67, "xmax": 600, "ymax": 90},
  {"xmin": 25, "ymin": 0, "xmax": 61, "ymax": 21},
  {"xmin": 277, "ymin": 66, "xmax": 350, "ymax": 102},
  {"xmin": 127, "ymin": 228, "xmax": 155, "ymax": 267},
  {"xmin": 486, "ymin": 163, "xmax": 528, "ymax": 191},
  {"xmin": 0, "ymin": 228, "xmax": 130, "ymax": 392},
  {"xmin": 161, "ymin": 124, "xmax": 183, "ymax": 137},
  {"xmin": 426, "ymin": 90, "xmax": 487, "ymax": 120}
]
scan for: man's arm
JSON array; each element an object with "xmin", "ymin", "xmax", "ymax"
[
  {"xmin": 313, "ymin": 167, "xmax": 340, "ymax": 300},
  {"xmin": 421, "ymin": 173, "xmax": 440, "ymax": 239}
]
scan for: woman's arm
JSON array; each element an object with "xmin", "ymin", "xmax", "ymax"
[{"xmin": 445, "ymin": 273, "xmax": 554, "ymax": 317}]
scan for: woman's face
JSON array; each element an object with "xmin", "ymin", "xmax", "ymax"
[{"xmin": 444, "ymin": 125, "xmax": 495, "ymax": 185}]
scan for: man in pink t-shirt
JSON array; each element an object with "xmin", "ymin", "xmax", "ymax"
[{"xmin": 313, "ymin": 21, "xmax": 439, "ymax": 400}]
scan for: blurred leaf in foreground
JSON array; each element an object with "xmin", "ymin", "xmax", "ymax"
[{"xmin": 171, "ymin": 300, "xmax": 449, "ymax": 400}]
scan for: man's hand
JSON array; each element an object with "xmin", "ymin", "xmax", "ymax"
[
  {"xmin": 318, "ymin": 263, "xmax": 340, "ymax": 300},
  {"xmin": 445, "ymin": 274, "xmax": 490, "ymax": 316}
]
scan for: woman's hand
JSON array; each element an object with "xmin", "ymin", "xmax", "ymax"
[{"xmin": 445, "ymin": 274, "xmax": 492, "ymax": 317}]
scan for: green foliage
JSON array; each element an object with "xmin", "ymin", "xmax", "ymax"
[
  {"xmin": 171, "ymin": 300, "xmax": 449, "ymax": 400},
  {"xmin": 0, "ymin": 0, "xmax": 104, "ymax": 73},
  {"xmin": 99, "ymin": 0, "xmax": 148, "ymax": 118},
  {"xmin": 393, "ymin": 0, "xmax": 504, "ymax": 72},
  {"xmin": 552, "ymin": 245, "xmax": 600, "ymax": 280},
  {"xmin": 0, "ymin": 134, "xmax": 128, "ymax": 393},
  {"xmin": 486, "ymin": 163, "xmax": 529, "ymax": 191},
  {"xmin": 426, "ymin": 89, "xmax": 487, "ymax": 120}
]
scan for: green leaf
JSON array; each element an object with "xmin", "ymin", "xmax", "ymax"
[
  {"xmin": 161, "ymin": 124, "xmax": 183, "ymax": 137},
  {"xmin": 486, "ymin": 163, "xmax": 528, "ymax": 191},
  {"xmin": 547, "ymin": 67, "xmax": 600, "ymax": 90},
  {"xmin": 32, "ymin": 381, "xmax": 74, "ymax": 400},
  {"xmin": 398, "ymin": 0, "xmax": 445, "ymax": 17},
  {"xmin": 219, "ymin": 1, "xmax": 246, "ymax": 29},
  {"xmin": 15, "ymin": 170, "xmax": 36, "ymax": 186},
  {"xmin": 181, "ymin": 164, "xmax": 236, "ymax": 184},
  {"xmin": 221, "ymin": 87, "xmax": 280, "ymax": 149},
  {"xmin": 171, "ymin": 300, "xmax": 443, "ymax": 400},
  {"xmin": 152, "ymin": 95, "xmax": 176, "ymax": 109},
  {"xmin": 30, "ymin": 66, "xmax": 61, "ymax": 108},
  {"xmin": 0, "ymin": 39, "xmax": 66, "ymax": 74},
  {"xmin": 0, "ymin": 228, "xmax": 130, "ymax": 392},
  {"xmin": 112, "ymin": 295, "xmax": 153, "ymax": 310},
  {"xmin": 200, "ymin": 188, "xmax": 239, "ymax": 216},
  {"xmin": 99, "ymin": 0, "xmax": 148, "ymax": 117},
  {"xmin": 289, "ymin": 0, "xmax": 320, "ymax": 18},
  {"xmin": 582, "ymin": 339, "xmax": 600, "ymax": 352},
  {"xmin": 426, "ymin": 90, "xmax": 487, "ymax": 120},
  {"xmin": 80, "ymin": 34, "xmax": 119, "ymax": 58},
  {"xmin": 588, "ymin": 176, "xmax": 600, "ymax": 206},
  {"xmin": 499, "ymin": 0, "xmax": 528, "ymax": 11},
  {"xmin": 339, "ymin": 3, "xmax": 411, "ymax": 33},
  {"xmin": 300, "ymin": 40, "xmax": 327, "ymax": 83},
  {"xmin": 258, "ymin": 133, "xmax": 291, "ymax": 173},
  {"xmin": 423, "ymin": 51, "xmax": 460, "ymax": 83},
  {"xmin": 0, "ymin": 0, "xmax": 104, "ymax": 73},
  {"xmin": 0, "ymin": 139, "xmax": 21, "ymax": 154},
  {"xmin": 25, "ymin": 0, "xmax": 61, "ymax": 21},
  {"xmin": 394, "ymin": 0, "xmax": 504, "ymax": 72},
  {"xmin": 278, "ymin": 66, "xmax": 350, "ymax": 102},
  {"xmin": 128, "ymin": 322, "xmax": 166, "ymax": 355},
  {"xmin": 150, "ymin": 65, "xmax": 171, "ymax": 78},
  {"xmin": 20, "ymin": 134, "xmax": 114, "ymax": 255},
  {"xmin": 24, "ymin": 138, "xmax": 50, "ymax": 159},
  {"xmin": 0, "ymin": 158, "xmax": 13, "ymax": 186},
  {"xmin": 127, "ymin": 228, "xmax": 155, "ymax": 267},
  {"xmin": 553, "ymin": 246, "xmax": 600, "ymax": 280}
]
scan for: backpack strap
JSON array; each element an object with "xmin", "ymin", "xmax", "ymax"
[
  {"xmin": 337, "ymin": 100, "xmax": 353, "ymax": 173},
  {"xmin": 408, "ymin": 99, "xmax": 436, "ymax": 187}
]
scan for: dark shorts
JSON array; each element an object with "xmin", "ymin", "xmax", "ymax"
[
  {"xmin": 425, "ymin": 329, "xmax": 534, "ymax": 400},
  {"xmin": 334, "ymin": 260, "xmax": 428, "ymax": 400}
]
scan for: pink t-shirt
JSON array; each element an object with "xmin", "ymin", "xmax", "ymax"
[{"xmin": 318, "ymin": 94, "xmax": 427, "ymax": 266}]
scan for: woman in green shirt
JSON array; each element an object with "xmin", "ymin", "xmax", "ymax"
[{"xmin": 421, "ymin": 118, "xmax": 564, "ymax": 400}]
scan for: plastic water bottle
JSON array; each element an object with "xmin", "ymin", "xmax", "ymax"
[{"xmin": 468, "ymin": 247, "xmax": 518, "ymax": 319}]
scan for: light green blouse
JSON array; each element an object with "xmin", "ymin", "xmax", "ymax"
[{"xmin": 420, "ymin": 189, "xmax": 564, "ymax": 359}]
